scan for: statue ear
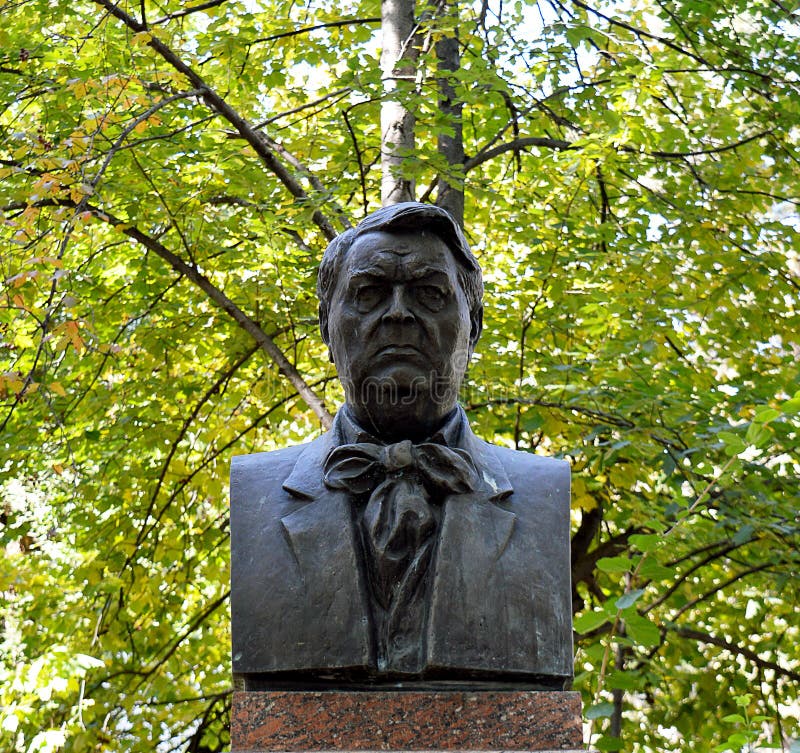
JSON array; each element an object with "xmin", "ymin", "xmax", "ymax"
[
  {"xmin": 468, "ymin": 304, "xmax": 483, "ymax": 353},
  {"xmin": 319, "ymin": 303, "xmax": 334, "ymax": 363}
]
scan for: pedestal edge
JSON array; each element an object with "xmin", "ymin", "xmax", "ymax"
[{"xmin": 232, "ymin": 690, "xmax": 584, "ymax": 752}]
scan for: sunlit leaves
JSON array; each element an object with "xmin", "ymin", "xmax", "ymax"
[{"xmin": 1, "ymin": 0, "xmax": 799, "ymax": 752}]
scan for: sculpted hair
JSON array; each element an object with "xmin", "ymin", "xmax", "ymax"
[{"xmin": 317, "ymin": 202, "xmax": 484, "ymax": 346}]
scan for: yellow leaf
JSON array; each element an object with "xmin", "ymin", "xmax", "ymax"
[
  {"xmin": 24, "ymin": 256, "xmax": 63, "ymax": 268},
  {"xmin": 68, "ymin": 79, "xmax": 88, "ymax": 99},
  {"xmin": 64, "ymin": 320, "xmax": 85, "ymax": 353},
  {"xmin": 3, "ymin": 376, "xmax": 24, "ymax": 394},
  {"xmin": 571, "ymin": 477, "xmax": 597, "ymax": 511},
  {"xmin": 50, "ymin": 382, "xmax": 67, "ymax": 397},
  {"xmin": 14, "ymin": 331, "xmax": 35, "ymax": 348},
  {"xmin": 132, "ymin": 31, "xmax": 152, "ymax": 46},
  {"xmin": 610, "ymin": 464, "xmax": 636, "ymax": 489},
  {"xmin": 11, "ymin": 271, "xmax": 33, "ymax": 287}
]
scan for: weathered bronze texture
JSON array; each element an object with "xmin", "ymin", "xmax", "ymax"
[{"xmin": 231, "ymin": 202, "xmax": 573, "ymax": 689}]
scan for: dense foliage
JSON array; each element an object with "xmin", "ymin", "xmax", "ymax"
[{"xmin": 1, "ymin": 1, "xmax": 798, "ymax": 751}]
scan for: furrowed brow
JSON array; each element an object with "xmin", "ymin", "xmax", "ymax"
[
  {"xmin": 408, "ymin": 266, "xmax": 451, "ymax": 281},
  {"xmin": 350, "ymin": 264, "xmax": 389, "ymax": 276}
]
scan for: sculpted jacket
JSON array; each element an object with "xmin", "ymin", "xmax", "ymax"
[{"xmin": 230, "ymin": 407, "xmax": 573, "ymax": 688}]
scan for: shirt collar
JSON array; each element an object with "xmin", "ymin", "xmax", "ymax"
[
  {"xmin": 283, "ymin": 404, "xmax": 513, "ymax": 502},
  {"xmin": 336, "ymin": 404, "xmax": 467, "ymax": 449}
]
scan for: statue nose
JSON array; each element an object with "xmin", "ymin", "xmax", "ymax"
[{"xmin": 382, "ymin": 286, "xmax": 414, "ymax": 322}]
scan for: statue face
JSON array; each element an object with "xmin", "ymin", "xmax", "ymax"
[{"xmin": 326, "ymin": 229, "xmax": 474, "ymax": 439}]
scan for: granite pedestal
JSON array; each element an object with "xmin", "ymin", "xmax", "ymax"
[{"xmin": 231, "ymin": 689, "xmax": 585, "ymax": 752}]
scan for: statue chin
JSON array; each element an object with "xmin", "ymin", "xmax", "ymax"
[
  {"xmin": 350, "ymin": 395, "xmax": 457, "ymax": 443},
  {"xmin": 339, "ymin": 367, "xmax": 460, "ymax": 439}
]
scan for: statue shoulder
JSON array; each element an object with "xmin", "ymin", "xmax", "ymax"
[
  {"xmin": 231, "ymin": 441, "xmax": 308, "ymax": 476},
  {"xmin": 494, "ymin": 443, "xmax": 570, "ymax": 478},
  {"xmin": 474, "ymin": 437, "xmax": 570, "ymax": 482},
  {"xmin": 230, "ymin": 436, "xmax": 324, "ymax": 503},
  {"xmin": 473, "ymin": 438, "xmax": 571, "ymax": 511}
]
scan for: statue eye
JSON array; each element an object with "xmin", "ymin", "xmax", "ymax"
[
  {"xmin": 354, "ymin": 284, "xmax": 385, "ymax": 312},
  {"xmin": 415, "ymin": 285, "xmax": 446, "ymax": 311}
]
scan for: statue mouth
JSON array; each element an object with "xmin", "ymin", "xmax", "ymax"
[{"xmin": 375, "ymin": 345, "xmax": 424, "ymax": 357}]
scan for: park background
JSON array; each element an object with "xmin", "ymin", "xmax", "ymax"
[{"xmin": 1, "ymin": 0, "xmax": 798, "ymax": 751}]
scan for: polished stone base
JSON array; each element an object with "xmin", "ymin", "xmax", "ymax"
[{"xmin": 231, "ymin": 690, "xmax": 584, "ymax": 752}]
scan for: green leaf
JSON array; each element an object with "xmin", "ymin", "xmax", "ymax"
[
  {"xmin": 722, "ymin": 713, "xmax": 745, "ymax": 723},
  {"xmin": 639, "ymin": 557, "xmax": 673, "ymax": 581},
  {"xmin": 595, "ymin": 735, "xmax": 625, "ymax": 752},
  {"xmin": 719, "ymin": 431, "xmax": 746, "ymax": 456},
  {"xmin": 625, "ymin": 612, "xmax": 661, "ymax": 647},
  {"xmin": 629, "ymin": 534, "xmax": 660, "ymax": 553},
  {"xmin": 615, "ymin": 588, "xmax": 645, "ymax": 610},
  {"xmin": 745, "ymin": 421, "xmax": 772, "ymax": 447},
  {"xmin": 753, "ymin": 406, "xmax": 780, "ymax": 423},
  {"xmin": 597, "ymin": 556, "xmax": 634, "ymax": 573},
  {"xmin": 781, "ymin": 396, "xmax": 800, "ymax": 414},
  {"xmin": 586, "ymin": 702, "xmax": 615, "ymax": 720},
  {"xmin": 574, "ymin": 610, "xmax": 610, "ymax": 633},
  {"xmin": 607, "ymin": 669, "xmax": 642, "ymax": 691},
  {"xmin": 732, "ymin": 524, "xmax": 754, "ymax": 545}
]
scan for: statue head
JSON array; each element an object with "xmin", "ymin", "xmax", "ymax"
[{"xmin": 318, "ymin": 202, "xmax": 484, "ymax": 441}]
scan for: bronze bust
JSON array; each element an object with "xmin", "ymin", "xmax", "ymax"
[{"xmin": 231, "ymin": 202, "xmax": 573, "ymax": 689}]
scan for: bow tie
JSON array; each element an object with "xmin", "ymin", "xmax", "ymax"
[
  {"xmin": 322, "ymin": 439, "xmax": 480, "ymax": 673},
  {"xmin": 322, "ymin": 439, "xmax": 479, "ymax": 497}
]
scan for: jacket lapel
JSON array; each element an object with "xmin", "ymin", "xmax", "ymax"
[
  {"xmin": 427, "ymin": 429, "xmax": 518, "ymax": 669},
  {"xmin": 280, "ymin": 432, "xmax": 373, "ymax": 668},
  {"xmin": 433, "ymin": 435, "xmax": 516, "ymax": 581},
  {"xmin": 282, "ymin": 431, "xmax": 334, "ymax": 500}
]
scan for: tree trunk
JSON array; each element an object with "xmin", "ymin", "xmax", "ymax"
[
  {"xmin": 381, "ymin": 0, "xmax": 417, "ymax": 205},
  {"xmin": 434, "ymin": 1, "xmax": 464, "ymax": 226}
]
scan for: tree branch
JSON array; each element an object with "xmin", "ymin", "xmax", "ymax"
[
  {"xmin": 568, "ymin": 0, "xmax": 712, "ymax": 68},
  {"xmin": 465, "ymin": 396, "xmax": 635, "ymax": 429},
  {"xmin": 672, "ymin": 626, "xmax": 800, "ymax": 683},
  {"xmin": 138, "ymin": 374, "xmax": 337, "ymax": 564},
  {"xmin": 649, "ymin": 129, "xmax": 774, "ymax": 158},
  {"xmin": 464, "ymin": 136, "xmax": 573, "ymax": 171},
  {"xmin": 643, "ymin": 540, "xmax": 751, "ymax": 614},
  {"xmin": 93, "ymin": 0, "xmax": 340, "ymax": 240},
  {"xmin": 130, "ymin": 589, "xmax": 231, "ymax": 692},
  {"xmin": 254, "ymin": 87, "xmax": 351, "ymax": 129},
  {"xmin": 90, "ymin": 88, "xmax": 205, "ymax": 189},
  {"xmin": 671, "ymin": 562, "xmax": 775, "ymax": 620},
  {"xmin": 461, "ymin": 128, "xmax": 773, "ymax": 175},
  {"xmin": 9, "ymin": 198, "xmax": 333, "ymax": 426},
  {"xmin": 152, "ymin": 0, "xmax": 230, "ymax": 23},
  {"xmin": 342, "ymin": 108, "xmax": 369, "ymax": 216},
  {"xmin": 251, "ymin": 18, "xmax": 381, "ymax": 44}
]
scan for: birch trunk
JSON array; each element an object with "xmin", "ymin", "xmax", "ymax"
[{"xmin": 381, "ymin": 0, "xmax": 417, "ymax": 205}]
